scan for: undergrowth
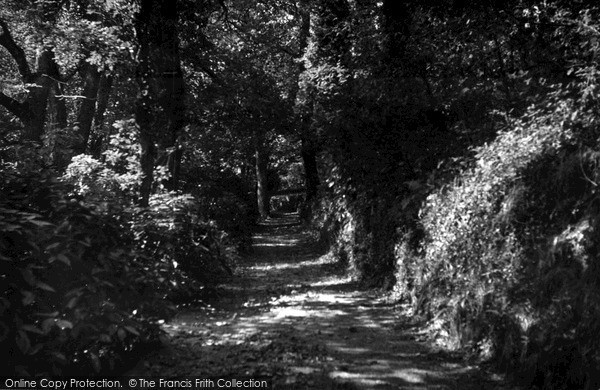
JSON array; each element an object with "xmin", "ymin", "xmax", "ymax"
[
  {"xmin": 393, "ymin": 93, "xmax": 600, "ymax": 389},
  {"xmin": 1, "ymin": 120, "xmax": 243, "ymax": 375}
]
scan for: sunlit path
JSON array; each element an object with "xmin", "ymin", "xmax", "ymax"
[{"xmin": 128, "ymin": 214, "xmax": 516, "ymax": 389}]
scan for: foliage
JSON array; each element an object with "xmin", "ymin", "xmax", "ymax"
[
  {"xmin": 129, "ymin": 192, "xmax": 238, "ymax": 283},
  {"xmin": 0, "ymin": 117, "xmax": 239, "ymax": 375},
  {"xmin": 5, "ymin": 0, "xmax": 600, "ymax": 385},
  {"xmin": 0, "ymin": 167, "xmax": 170, "ymax": 376},
  {"xmin": 302, "ymin": 2, "xmax": 600, "ymax": 387},
  {"xmin": 63, "ymin": 119, "xmax": 146, "ymax": 205},
  {"xmin": 393, "ymin": 84, "xmax": 600, "ymax": 388},
  {"xmin": 63, "ymin": 119, "xmax": 239, "ymax": 281}
]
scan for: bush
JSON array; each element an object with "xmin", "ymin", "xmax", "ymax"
[
  {"xmin": 307, "ymin": 158, "xmax": 403, "ymax": 287},
  {"xmin": 129, "ymin": 192, "xmax": 238, "ymax": 285},
  {"xmin": 394, "ymin": 91, "xmax": 600, "ymax": 388},
  {"xmin": 62, "ymin": 119, "xmax": 240, "ymax": 283},
  {"xmin": 0, "ymin": 119, "xmax": 240, "ymax": 376},
  {"xmin": 0, "ymin": 169, "xmax": 171, "ymax": 376}
]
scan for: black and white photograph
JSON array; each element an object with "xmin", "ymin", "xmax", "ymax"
[{"xmin": 1, "ymin": 0, "xmax": 599, "ymax": 388}]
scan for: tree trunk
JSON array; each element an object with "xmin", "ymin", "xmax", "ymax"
[
  {"xmin": 75, "ymin": 63, "xmax": 101, "ymax": 154},
  {"xmin": 293, "ymin": 5, "xmax": 321, "ymax": 204},
  {"xmin": 89, "ymin": 75, "xmax": 113, "ymax": 158},
  {"xmin": 301, "ymin": 137, "xmax": 320, "ymax": 201},
  {"xmin": 0, "ymin": 20, "xmax": 58, "ymax": 143},
  {"xmin": 255, "ymin": 141, "xmax": 270, "ymax": 219},
  {"xmin": 135, "ymin": 0, "xmax": 157, "ymax": 207},
  {"xmin": 166, "ymin": 145, "xmax": 184, "ymax": 190},
  {"xmin": 22, "ymin": 86, "xmax": 50, "ymax": 142},
  {"xmin": 23, "ymin": 49, "xmax": 62, "ymax": 142},
  {"xmin": 381, "ymin": 0, "xmax": 410, "ymax": 65},
  {"xmin": 50, "ymin": 83, "xmax": 67, "ymax": 130},
  {"xmin": 134, "ymin": 0, "xmax": 186, "ymax": 205},
  {"xmin": 152, "ymin": 0, "xmax": 186, "ymax": 191}
]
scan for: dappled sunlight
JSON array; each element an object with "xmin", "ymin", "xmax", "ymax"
[
  {"xmin": 133, "ymin": 214, "xmax": 508, "ymax": 389},
  {"xmin": 252, "ymin": 234, "xmax": 304, "ymax": 247},
  {"xmin": 251, "ymin": 257, "xmax": 329, "ymax": 271},
  {"xmin": 330, "ymin": 369, "xmax": 424, "ymax": 383},
  {"xmin": 323, "ymin": 343, "xmax": 372, "ymax": 355},
  {"xmin": 309, "ymin": 274, "xmax": 354, "ymax": 287},
  {"xmin": 253, "ymin": 242, "xmax": 300, "ymax": 247},
  {"xmin": 272, "ymin": 305, "xmax": 347, "ymax": 319}
]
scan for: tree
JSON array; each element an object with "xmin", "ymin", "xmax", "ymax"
[
  {"xmin": 0, "ymin": 17, "xmax": 60, "ymax": 142},
  {"xmin": 291, "ymin": 5, "xmax": 321, "ymax": 203},
  {"xmin": 134, "ymin": 0, "xmax": 186, "ymax": 206},
  {"xmin": 0, "ymin": 0, "xmax": 135, "ymax": 161}
]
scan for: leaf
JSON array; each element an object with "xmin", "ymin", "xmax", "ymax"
[
  {"xmin": 0, "ymin": 298, "xmax": 10, "ymax": 315},
  {"xmin": 21, "ymin": 291, "xmax": 35, "ymax": 306},
  {"xmin": 42, "ymin": 318, "xmax": 56, "ymax": 333},
  {"xmin": 16, "ymin": 331, "xmax": 31, "ymax": 354},
  {"xmin": 56, "ymin": 320, "xmax": 73, "ymax": 330},
  {"xmin": 50, "ymin": 351, "xmax": 67, "ymax": 363},
  {"xmin": 71, "ymin": 324, "xmax": 81, "ymax": 338},
  {"xmin": 21, "ymin": 325, "xmax": 44, "ymax": 335},
  {"xmin": 66, "ymin": 296, "xmax": 79, "ymax": 309},
  {"xmin": 65, "ymin": 287, "xmax": 84, "ymax": 297},
  {"xmin": 92, "ymin": 267, "xmax": 105, "ymax": 275},
  {"xmin": 108, "ymin": 313, "xmax": 122, "ymax": 322},
  {"xmin": 124, "ymin": 326, "xmax": 140, "ymax": 336},
  {"xmin": 89, "ymin": 352, "xmax": 101, "ymax": 373},
  {"xmin": 46, "ymin": 242, "xmax": 61, "ymax": 250},
  {"xmin": 405, "ymin": 180, "xmax": 423, "ymax": 191},
  {"xmin": 78, "ymin": 239, "xmax": 92, "ymax": 247},
  {"xmin": 21, "ymin": 269, "xmax": 36, "ymax": 286},
  {"xmin": 35, "ymin": 281, "xmax": 56, "ymax": 292},
  {"xmin": 35, "ymin": 311, "xmax": 59, "ymax": 318},
  {"xmin": 28, "ymin": 343, "xmax": 44, "ymax": 355},
  {"xmin": 56, "ymin": 254, "xmax": 71, "ymax": 266},
  {"xmin": 1, "ymin": 224, "xmax": 21, "ymax": 232},
  {"xmin": 28, "ymin": 220, "xmax": 54, "ymax": 227}
]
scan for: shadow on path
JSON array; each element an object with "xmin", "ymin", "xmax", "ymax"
[{"xmin": 129, "ymin": 214, "xmax": 517, "ymax": 389}]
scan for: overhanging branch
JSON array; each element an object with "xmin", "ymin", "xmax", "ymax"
[
  {"xmin": 0, "ymin": 90, "xmax": 27, "ymax": 120},
  {"xmin": 0, "ymin": 18, "xmax": 33, "ymax": 81}
]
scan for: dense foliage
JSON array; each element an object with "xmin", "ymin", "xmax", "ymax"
[
  {"xmin": 302, "ymin": 2, "xmax": 600, "ymax": 388},
  {"xmin": 0, "ymin": 167, "xmax": 169, "ymax": 375},
  {"xmin": 2, "ymin": 0, "xmax": 600, "ymax": 387}
]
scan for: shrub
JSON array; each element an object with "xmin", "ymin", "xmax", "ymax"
[
  {"xmin": 1, "ymin": 118, "xmax": 239, "ymax": 376},
  {"xmin": 394, "ymin": 91, "xmax": 600, "ymax": 388},
  {"xmin": 62, "ymin": 118, "xmax": 239, "ymax": 283},
  {"xmin": 0, "ymin": 169, "xmax": 171, "ymax": 376},
  {"xmin": 128, "ymin": 192, "xmax": 238, "ymax": 285}
]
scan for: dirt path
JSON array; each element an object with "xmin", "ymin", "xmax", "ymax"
[{"xmin": 129, "ymin": 214, "xmax": 516, "ymax": 389}]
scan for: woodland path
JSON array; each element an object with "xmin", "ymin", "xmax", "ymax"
[{"xmin": 129, "ymin": 214, "xmax": 516, "ymax": 389}]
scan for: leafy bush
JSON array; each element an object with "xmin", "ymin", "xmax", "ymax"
[
  {"xmin": 1, "ymin": 118, "xmax": 239, "ymax": 376},
  {"xmin": 393, "ymin": 91, "xmax": 600, "ymax": 388},
  {"xmin": 182, "ymin": 164, "xmax": 256, "ymax": 253},
  {"xmin": 0, "ymin": 169, "xmax": 171, "ymax": 376},
  {"xmin": 128, "ymin": 192, "xmax": 238, "ymax": 285},
  {"xmin": 62, "ymin": 118, "xmax": 239, "ymax": 282},
  {"xmin": 307, "ymin": 158, "xmax": 402, "ymax": 287},
  {"xmin": 193, "ymin": 188, "xmax": 255, "ymax": 254},
  {"xmin": 63, "ymin": 119, "xmax": 148, "ymax": 206}
]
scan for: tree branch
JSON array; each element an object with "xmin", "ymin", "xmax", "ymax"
[
  {"xmin": 0, "ymin": 18, "xmax": 33, "ymax": 82},
  {"xmin": 0, "ymin": 90, "xmax": 27, "ymax": 120}
]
